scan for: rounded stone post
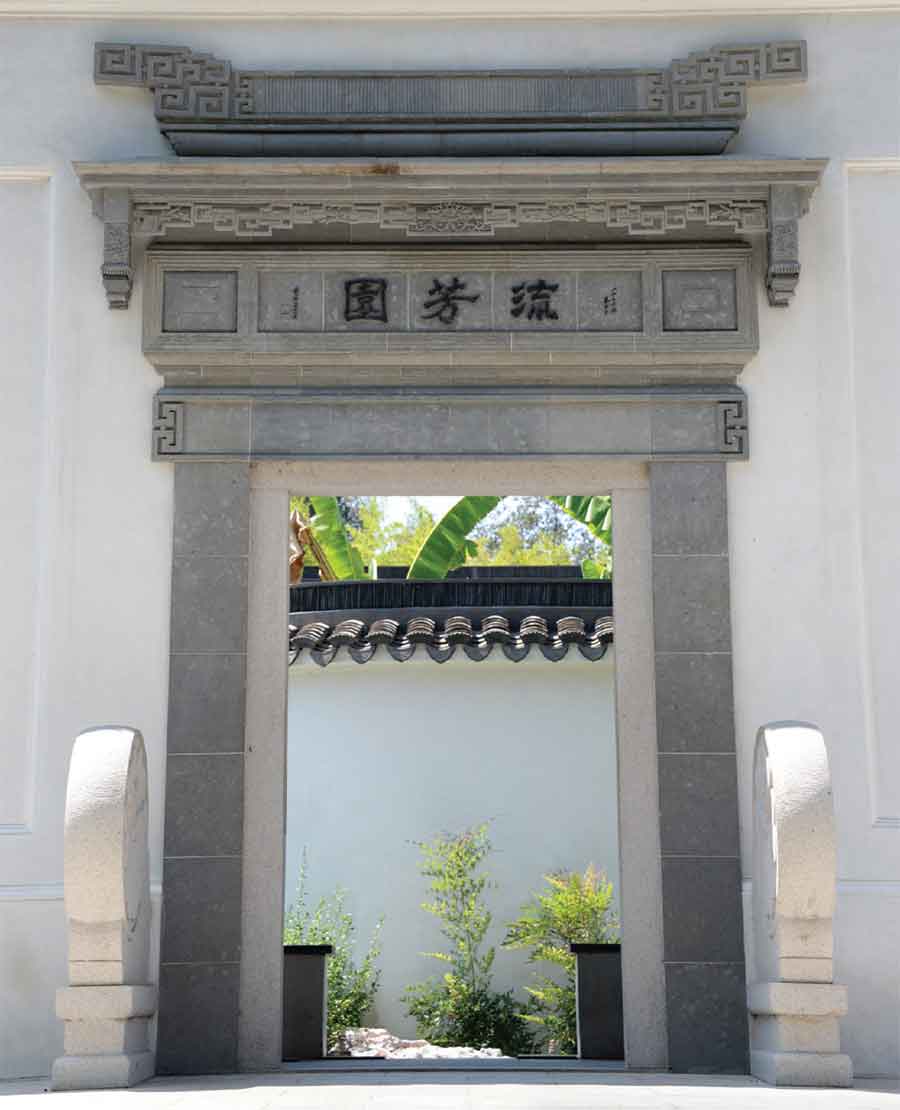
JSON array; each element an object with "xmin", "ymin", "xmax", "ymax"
[
  {"xmin": 749, "ymin": 721, "xmax": 852, "ymax": 1087},
  {"xmin": 51, "ymin": 727, "xmax": 156, "ymax": 1090}
]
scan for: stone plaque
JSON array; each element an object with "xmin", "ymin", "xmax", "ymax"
[
  {"xmin": 162, "ymin": 271, "xmax": 238, "ymax": 333},
  {"xmin": 254, "ymin": 267, "xmax": 641, "ymax": 334},
  {"xmin": 145, "ymin": 247, "xmax": 758, "ymax": 385},
  {"xmin": 662, "ymin": 270, "xmax": 737, "ymax": 332}
]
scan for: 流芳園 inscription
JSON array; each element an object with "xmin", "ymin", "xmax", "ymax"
[
  {"xmin": 344, "ymin": 277, "xmax": 388, "ymax": 323},
  {"xmin": 510, "ymin": 278, "xmax": 560, "ymax": 322},
  {"xmin": 421, "ymin": 276, "xmax": 480, "ymax": 326}
]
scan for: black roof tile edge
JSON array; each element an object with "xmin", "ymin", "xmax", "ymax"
[{"xmin": 289, "ymin": 613, "xmax": 613, "ymax": 668}]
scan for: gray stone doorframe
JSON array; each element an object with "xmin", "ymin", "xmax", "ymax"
[{"xmin": 75, "ymin": 154, "xmax": 825, "ymax": 1077}]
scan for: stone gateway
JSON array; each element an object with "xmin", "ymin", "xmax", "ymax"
[{"xmin": 4, "ymin": 11, "xmax": 900, "ymax": 1093}]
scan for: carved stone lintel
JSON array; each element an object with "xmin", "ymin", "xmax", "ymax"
[
  {"xmin": 75, "ymin": 159, "xmax": 825, "ymax": 311},
  {"xmin": 100, "ymin": 189, "xmax": 133, "ymax": 309},
  {"xmin": 767, "ymin": 184, "xmax": 806, "ymax": 308}
]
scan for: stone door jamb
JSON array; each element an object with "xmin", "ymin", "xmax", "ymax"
[{"xmin": 237, "ymin": 458, "xmax": 666, "ymax": 1071}]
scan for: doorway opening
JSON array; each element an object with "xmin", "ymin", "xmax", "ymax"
[{"xmin": 281, "ymin": 494, "xmax": 623, "ymax": 1069}]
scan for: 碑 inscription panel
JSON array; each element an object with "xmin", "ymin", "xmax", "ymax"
[
  {"xmin": 662, "ymin": 270, "xmax": 737, "ymax": 332},
  {"xmin": 163, "ymin": 271, "xmax": 238, "ymax": 333}
]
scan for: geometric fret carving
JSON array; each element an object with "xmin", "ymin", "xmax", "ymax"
[
  {"xmin": 132, "ymin": 197, "xmax": 770, "ymax": 241},
  {"xmin": 718, "ymin": 399, "xmax": 749, "ymax": 457},
  {"xmin": 661, "ymin": 42, "xmax": 806, "ymax": 117},
  {"xmin": 95, "ymin": 41, "xmax": 806, "ymax": 130},
  {"xmin": 95, "ymin": 43, "xmax": 233, "ymax": 119},
  {"xmin": 151, "ymin": 400, "xmax": 184, "ymax": 458}
]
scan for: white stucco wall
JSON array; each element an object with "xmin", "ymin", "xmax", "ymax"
[
  {"xmin": 2, "ymin": 11, "xmax": 900, "ymax": 1080},
  {"xmin": 285, "ymin": 652, "xmax": 619, "ymax": 1039}
]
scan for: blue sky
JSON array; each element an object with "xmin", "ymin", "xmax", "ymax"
[{"xmin": 381, "ymin": 495, "xmax": 460, "ymax": 524}]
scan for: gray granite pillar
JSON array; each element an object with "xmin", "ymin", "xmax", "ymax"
[
  {"xmin": 649, "ymin": 461, "xmax": 748, "ymax": 1073},
  {"xmin": 157, "ymin": 462, "xmax": 250, "ymax": 1075}
]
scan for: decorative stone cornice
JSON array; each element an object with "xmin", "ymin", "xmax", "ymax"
[
  {"xmin": 93, "ymin": 41, "xmax": 806, "ymax": 157},
  {"xmin": 131, "ymin": 197, "xmax": 770, "ymax": 239},
  {"xmin": 74, "ymin": 157, "xmax": 826, "ymax": 311},
  {"xmin": 95, "ymin": 41, "xmax": 806, "ymax": 120}
]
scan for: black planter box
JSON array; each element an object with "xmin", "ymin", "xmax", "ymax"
[
  {"xmin": 282, "ymin": 944, "xmax": 333, "ymax": 1061},
  {"xmin": 570, "ymin": 943, "xmax": 625, "ymax": 1060}
]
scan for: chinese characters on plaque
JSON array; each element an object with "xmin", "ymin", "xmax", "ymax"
[
  {"xmin": 251, "ymin": 267, "xmax": 660, "ymax": 334},
  {"xmin": 344, "ymin": 277, "xmax": 388, "ymax": 323}
]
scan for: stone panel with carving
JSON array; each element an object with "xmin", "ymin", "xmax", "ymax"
[
  {"xmin": 662, "ymin": 270, "xmax": 738, "ymax": 332},
  {"xmin": 162, "ymin": 271, "xmax": 238, "ymax": 333},
  {"xmin": 142, "ymin": 247, "xmax": 757, "ymax": 385}
]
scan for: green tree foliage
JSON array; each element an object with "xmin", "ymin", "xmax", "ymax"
[
  {"xmin": 347, "ymin": 497, "xmax": 438, "ymax": 568},
  {"xmin": 503, "ymin": 867, "xmax": 619, "ymax": 1055},
  {"xmin": 283, "ymin": 856, "xmax": 383, "ymax": 1051},
  {"xmin": 404, "ymin": 825, "xmax": 532, "ymax": 1056}
]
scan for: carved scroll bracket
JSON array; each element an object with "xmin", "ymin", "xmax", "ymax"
[
  {"xmin": 767, "ymin": 184, "xmax": 807, "ymax": 308},
  {"xmin": 94, "ymin": 188, "xmax": 133, "ymax": 309}
]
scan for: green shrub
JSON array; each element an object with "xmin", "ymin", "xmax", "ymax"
[
  {"xmin": 283, "ymin": 856, "xmax": 383, "ymax": 1051},
  {"xmin": 403, "ymin": 824, "xmax": 533, "ymax": 1056},
  {"xmin": 503, "ymin": 866, "xmax": 619, "ymax": 1055}
]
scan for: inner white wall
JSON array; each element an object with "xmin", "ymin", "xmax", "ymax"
[{"xmin": 285, "ymin": 652, "xmax": 619, "ymax": 1039}]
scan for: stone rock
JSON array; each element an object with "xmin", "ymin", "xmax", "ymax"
[
  {"xmin": 337, "ymin": 1027, "xmax": 508, "ymax": 1059},
  {"xmin": 51, "ymin": 727, "xmax": 156, "ymax": 1092}
]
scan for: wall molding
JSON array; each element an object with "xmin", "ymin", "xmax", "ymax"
[
  {"xmin": 0, "ymin": 880, "xmax": 163, "ymax": 902},
  {"xmin": 3, "ymin": 0, "xmax": 900, "ymax": 17},
  {"xmin": 7, "ymin": 877, "xmax": 895, "ymax": 903},
  {"xmin": 845, "ymin": 158, "xmax": 900, "ymax": 174},
  {"xmin": 742, "ymin": 878, "xmax": 900, "ymax": 898},
  {"xmin": 0, "ymin": 168, "xmax": 52, "ymax": 182}
]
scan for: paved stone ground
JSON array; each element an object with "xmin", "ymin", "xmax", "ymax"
[{"xmin": 2, "ymin": 1073, "xmax": 899, "ymax": 1107}]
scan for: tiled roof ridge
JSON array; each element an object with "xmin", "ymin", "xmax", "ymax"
[{"xmin": 289, "ymin": 613, "xmax": 613, "ymax": 667}]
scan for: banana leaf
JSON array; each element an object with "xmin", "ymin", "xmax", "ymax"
[
  {"xmin": 307, "ymin": 496, "xmax": 367, "ymax": 579},
  {"xmin": 406, "ymin": 494, "xmax": 612, "ymax": 580},
  {"xmin": 581, "ymin": 557, "xmax": 607, "ymax": 579},
  {"xmin": 406, "ymin": 496, "xmax": 502, "ymax": 579},
  {"xmin": 548, "ymin": 495, "xmax": 612, "ymax": 545}
]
